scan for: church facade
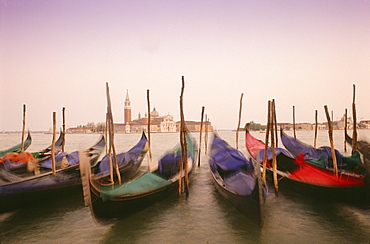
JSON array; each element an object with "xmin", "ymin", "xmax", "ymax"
[{"xmin": 113, "ymin": 90, "xmax": 212, "ymax": 133}]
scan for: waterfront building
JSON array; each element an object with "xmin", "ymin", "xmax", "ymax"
[{"xmin": 114, "ymin": 90, "xmax": 212, "ymax": 133}]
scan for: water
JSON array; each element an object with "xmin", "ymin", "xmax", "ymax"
[{"xmin": 0, "ymin": 130, "xmax": 369, "ymax": 243}]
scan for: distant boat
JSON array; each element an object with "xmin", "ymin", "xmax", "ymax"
[
  {"xmin": 209, "ymin": 133, "xmax": 266, "ymax": 226},
  {"xmin": 245, "ymin": 129, "xmax": 368, "ymax": 205},
  {"xmin": 81, "ymin": 131, "xmax": 197, "ymax": 221}
]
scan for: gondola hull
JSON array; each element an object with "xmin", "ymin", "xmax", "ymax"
[
  {"xmin": 0, "ymin": 135, "xmax": 106, "ymax": 213},
  {"xmin": 210, "ymin": 170, "xmax": 264, "ymax": 226},
  {"xmin": 0, "ymin": 168, "xmax": 84, "ymax": 211},
  {"xmin": 264, "ymin": 168, "xmax": 369, "ymax": 205},
  {"xmin": 90, "ymin": 178, "xmax": 179, "ymax": 220}
]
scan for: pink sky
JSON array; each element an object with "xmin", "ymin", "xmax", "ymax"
[{"xmin": 1, "ymin": 0, "xmax": 369, "ymax": 131}]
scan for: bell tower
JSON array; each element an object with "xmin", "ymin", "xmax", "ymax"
[{"xmin": 124, "ymin": 89, "xmax": 131, "ymax": 123}]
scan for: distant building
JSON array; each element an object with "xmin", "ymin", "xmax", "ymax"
[
  {"xmin": 295, "ymin": 122, "xmax": 313, "ymax": 130},
  {"xmin": 335, "ymin": 115, "xmax": 353, "ymax": 130},
  {"xmin": 66, "ymin": 124, "xmax": 95, "ymax": 133},
  {"xmin": 177, "ymin": 120, "xmax": 213, "ymax": 133},
  {"xmin": 359, "ymin": 120, "xmax": 370, "ymax": 129},
  {"xmin": 114, "ymin": 90, "xmax": 212, "ymax": 133},
  {"xmin": 312, "ymin": 123, "xmax": 326, "ymax": 130}
]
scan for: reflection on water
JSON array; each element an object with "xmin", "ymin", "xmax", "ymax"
[{"xmin": 0, "ymin": 131, "xmax": 369, "ymax": 243}]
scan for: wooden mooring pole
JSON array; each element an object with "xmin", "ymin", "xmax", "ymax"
[
  {"xmin": 179, "ymin": 76, "xmax": 189, "ymax": 196},
  {"xmin": 62, "ymin": 107, "xmax": 66, "ymax": 152},
  {"xmin": 344, "ymin": 108, "xmax": 347, "ymax": 152},
  {"xmin": 51, "ymin": 112, "xmax": 56, "ymax": 175},
  {"xmin": 262, "ymin": 101, "xmax": 271, "ymax": 184},
  {"xmin": 271, "ymin": 100, "xmax": 278, "ymax": 195},
  {"xmin": 198, "ymin": 106, "xmax": 205, "ymax": 167},
  {"xmin": 236, "ymin": 93, "xmax": 243, "ymax": 149},
  {"xmin": 293, "ymin": 105, "xmax": 296, "ymax": 139},
  {"xmin": 147, "ymin": 89, "xmax": 152, "ymax": 172},
  {"xmin": 314, "ymin": 110, "xmax": 318, "ymax": 148},
  {"xmin": 352, "ymin": 84, "xmax": 357, "ymax": 154},
  {"xmin": 21, "ymin": 104, "xmax": 26, "ymax": 152},
  {"xmin": 324, "ymin": 105, "xmax": 338, "ymax": 176},
  {"xmin": 106, "ymin": 82, "xmax": 121, "ymax": 185}
]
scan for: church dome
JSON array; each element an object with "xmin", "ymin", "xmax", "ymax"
[{"xmin": 150, "ymin": 107, "xmax": 159, "ymax": 117}]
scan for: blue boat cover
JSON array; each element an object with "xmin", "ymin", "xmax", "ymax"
[
  {"xmin": 209, "ymin": 135, "xmax": 253, "ymax": 172},
  {"xmin": 280, "ymin": 133, "xmax": 311, "ymax": 158},
  {"xmin": 280, "ymin": 132, "xmax": 342, "ymax": 167},
  {"xmin": 158, "ymin": 154, "xmax": 181, "ymax": 177},
  {"xmin": 97, "ymin": 135, "xmax": 147, "ymax": 174},
  {"xmin": 40, "ymin": 151, "xmax": 79, "ymax": 169},
  {"xmin": 3, "ymin": 160, "xmax": 26, "ymax": 171},
  {"xmin": 257, "ymin": 147, "xmax": 293, "ymax": 161},
  {"xmin": 158, "ymin": 132, "xmax": 195, "ymax": 176},
  {"xmin": 223, "ymin": 170, "xmax": 256, "ymax": 196}
]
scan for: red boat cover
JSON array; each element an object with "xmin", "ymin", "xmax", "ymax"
[
  {"xmin": 289, "ymin": 154, "xmax": 365, "ymax": 188},
  {"xmin": 0, "ymin": 152, "xmax": 36, "ymax": 164},
  {"xmin": 245, "ymin": 132, "xmax": 265, "ymax": 159}
]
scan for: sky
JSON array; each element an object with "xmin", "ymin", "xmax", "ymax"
[{"xmin": 1, "ymin": 0, "xmax": 369, "ymax": 131}]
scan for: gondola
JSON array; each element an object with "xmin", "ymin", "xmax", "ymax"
[
  {"xmin": 209, "ymin": 133, "xmax": 266, "ymax": 226},
  {"xmin": 246, "ymin": 129, "xmax": 368, "ymax": 205},
  {"xmin": 0, "ymin": 131, "xmax": 32, "ymax": 157},
  {"xmin": 0, "ymin": 135, "xmax": 106, "ymax": 212},
  {"xmin": 81, "ymin": 132, "xmax": 197, "ymax": 221}
]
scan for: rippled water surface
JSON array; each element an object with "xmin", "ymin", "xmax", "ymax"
[{"xmin": 0, "ymin": 130, "xmax": 369, "ymax": 243}]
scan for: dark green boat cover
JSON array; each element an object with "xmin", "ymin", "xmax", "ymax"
[
  {"xmin": 100, "ymin": 172, "xmax": 172, "ymax": 201},
  {"xmin": 306, "ymin": 150, "xmax": 362, "ymax": 170}
]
